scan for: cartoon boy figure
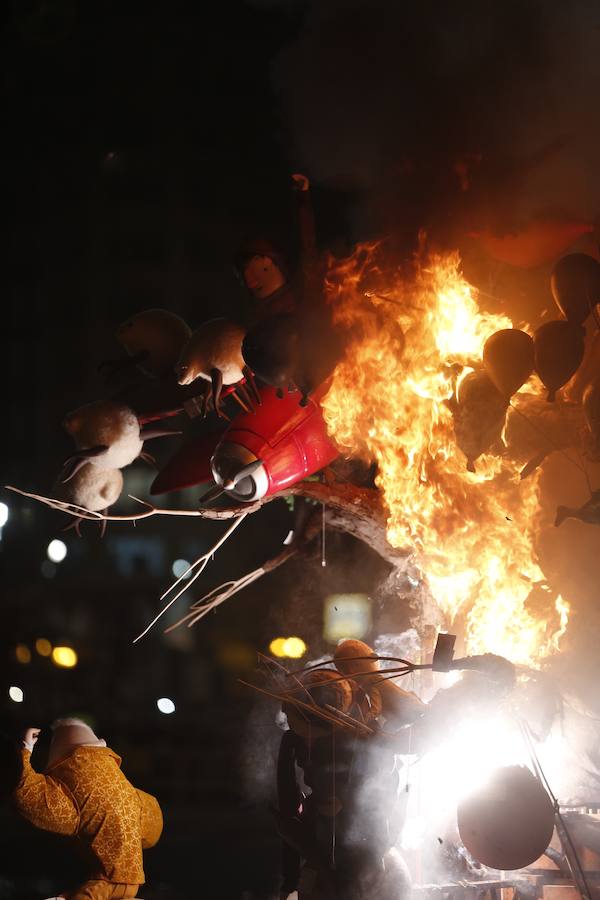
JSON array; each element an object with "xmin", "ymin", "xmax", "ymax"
[{"xmin": 13, "ymin": 718, "xmax": 162, "ymax": 900}]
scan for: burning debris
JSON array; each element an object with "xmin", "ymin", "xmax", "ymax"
[
  {"xmin": 244, "ymin": 633, "xmax": 600, "ymax": 900},
  {"xmin": 320, "ymin": 241, "xmax": 583, "ymax": 664}
]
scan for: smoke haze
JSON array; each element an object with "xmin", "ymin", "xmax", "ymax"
[{"xmin": 265, "ymin": 0, "xmax": 600, "ymax": 241}]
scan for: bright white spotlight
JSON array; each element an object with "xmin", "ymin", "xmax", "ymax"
[
  {"xmin": 0, "ymin": 502, "xmax": 8, "ymax": 529},
  {"xmin": 171, "ymin": 559, "xmax": 192, "ymax": 579},
  {"xmin": 157, "ymin": 697, "xmax": 175, "ymax": 714},
  {"xmin": 47, "ymin": 539, "xmax": 67, "ymax": 563},
  {"xmin": 400, "ymin": 712, "xmax": 529, "ymax": 851},
  {"xmin": 9, "ymin": 686, "xmax": 24, "ymax": 703}
]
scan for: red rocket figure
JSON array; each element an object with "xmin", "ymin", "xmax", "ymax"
[{"xmin": 151, "ymin": 381, "xmax": 339, "ymax": 502}]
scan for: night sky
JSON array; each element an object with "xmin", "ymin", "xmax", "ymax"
[
  {"xmin": 3, "ymin": 2, "xmax": 600, "ymax": 899},
  {"xmin": 1, "ymin": 5, "xmax": 375, "ymax": 898}
]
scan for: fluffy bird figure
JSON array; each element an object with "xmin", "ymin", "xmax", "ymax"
[
  {"xmin": 62, "ymin": 399, "xmax": 178, "ymax": 481},
  {"xmin": 55, "ymin": 465, "xmax": 124, "ymax": 536},
  {"xmin": 115, "ymin": 308, "xmax": 192, "ymax": 378},
  {"xmin": 176, "ymin": 318, "xmax": 258, "ymax": 415}
]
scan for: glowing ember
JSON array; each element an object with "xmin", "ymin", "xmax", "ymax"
[{"xmin": 322, "ymin": 240, "xmax": 568, "ymax": 664}]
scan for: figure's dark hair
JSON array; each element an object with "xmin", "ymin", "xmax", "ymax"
[{"xmin": 233, "ymin": 237, "xmax": 289, "ymax": 283}]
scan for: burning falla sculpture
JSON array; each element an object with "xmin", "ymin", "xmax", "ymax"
[{"xmin": 5, "ymin": 194, "xmax": 600, "ymax": 679}]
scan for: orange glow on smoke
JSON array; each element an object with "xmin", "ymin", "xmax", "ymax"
[{"xmin": 322, "ymin": 239, "xmax": 568, "ymax": 664}]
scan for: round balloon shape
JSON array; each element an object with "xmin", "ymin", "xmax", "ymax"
[
  {"xmin": 242, "ymin": 314, "xmax": 300, "ymax": 389},
  {"xmin": 334, "ymin": 639, "xmax": 379, "ymax": 677},
  {"xmin": 457, "ymin": 370, "xmax": 508, "ymax": 410},
  {"xmin": 551, "ymin": 254, "xmax": 600, "ymax": 325},
  {"xmin": 283, "ymin": 669, "xmax": 352, "ymax": 743},
  {"xmin": 483, "ymin": 329, "xmax": 535, "ymax": 398},
  {"xmin": 533, "ymin": 320, "xmax": 585, "ymax": 402},
  {"xmin": 454, "ymin": 371, "xmax": 508, "ymax": 471},
  {"xmin": 457, "ymin": 765, "xmax": 555, "ymax": 870},
  {"xmin": 583, "ymin": 380, "xmax": 600, "ymax": 444}
]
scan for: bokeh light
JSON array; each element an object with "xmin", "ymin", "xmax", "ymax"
[
  {"xmin": 41, "ymin": 560, "xmax": 57, "ymax": 579},
  {"xmin": 0, "ymin": 502, "xmax": 8, "ymax": 528},
  {"xmin": 282, "ymin": 637, "xmax": 307, "ymax": 658},
  {"xmin": 9, "ymin": 686, "xmax": 24, "ymax": 703},
  {"xmin": 52, "ymin": 646, "xmax": 78, "ymax": 668},
  {"xmin": 157, "ymin": 697, "xmax": 176, "ymax": 714},
  {"xmin": 171, "ymin": 559, "xmax": 192, "ymax": 579},
  {"xmin": 47, "ymin": 539, "xmax": 67, "ymax": 562},
  {"xmin": 269, "ymin": 638, "xmax": 287, "ymax": 657},
  {"xmin": 269, "ymin": 637, "xmax": 307, "ymax": 659},
  {"xmin": 35, "ymin": 638, "xmax": 52, "ymax": 657},
  {"xmin": 15, "ymin": 644, "xmax": 31, "ymax": 664},
  {"xmin": 323, "ymin": 593, "xmax": 371, "ymax": 643}
]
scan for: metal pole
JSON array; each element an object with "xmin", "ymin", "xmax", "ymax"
[{"xmin": 518, "ymin": 718, "xmax": 592, "ymax": 900}]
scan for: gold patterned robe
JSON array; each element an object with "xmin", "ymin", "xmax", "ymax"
[{"xmin": 13, "ymin": 746, "xmax": 162, "ymax": 885}]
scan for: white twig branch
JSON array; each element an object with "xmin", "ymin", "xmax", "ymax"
[
  {"xmin": 133, "ymin": 513, "xmax": 249, "ymax": 643},
  {"xmin": 165, "ymin": 567, "xmax": 266, "ymax": 631},
  {"xmin": 7, "ymin": 477, "xmax": 407, "ymax": 640},
  {"xmin": 164, "ymin": 542, "xmax": 302, "ymax": 633},
  {"xmin": 4, "ymin": 485, "xmax": 262, "ymax": 521}
]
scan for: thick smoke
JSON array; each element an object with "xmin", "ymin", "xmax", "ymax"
[
  {"xmin": 374, "ymin": 630, "xmax": 421, "ymax": 669},
  {"xmin": 267, "ymin": 0, "xmax": 600, "ymax": 242}
]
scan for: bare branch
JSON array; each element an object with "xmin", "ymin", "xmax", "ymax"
[
  {"xmin": 5, "ymin": 478, "xmax": 401, "ymax": 563},
  {"xmin": 238, "ymin": 679, "xmax": 365, "ymax": 735},
  {"xmin": 4, "ymin": 485, "xmax": 262, "ymax": 522},
  {"xmin": 133, "ymin": 513, "xmax": 249, "ymax": 642},
  {"xmin": 164, "ymin": 541, "xmax": 301, "ymax": 633},
  {"xmin": 164, "ymin": 504, "xmax": 327, "ymax": 633},
  {"xmin": 8, "ymin": 475, "xmax": 415, "ymax": 637}
]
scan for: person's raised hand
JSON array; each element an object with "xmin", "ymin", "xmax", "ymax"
[
  {"xmin": 291, "ymin": 173, "xmax": 309, "ymax": 192},
  {"xmin": 21, "ymin": 727, "xmax": 41, "ymax": 751}
]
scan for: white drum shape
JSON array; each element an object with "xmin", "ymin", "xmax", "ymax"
[{"xmin": 457, "ymin": 765, "xmax": 555, "ymax": 870}]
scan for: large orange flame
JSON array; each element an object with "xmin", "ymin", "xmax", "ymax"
[{"xmin": 322, "ymin": 241, "xmax": 568, "ymax": 665}]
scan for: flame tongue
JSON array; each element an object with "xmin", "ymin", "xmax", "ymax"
[{"xmin": 322, "ymin": 243, "xmax": 568, "ymax": 665}]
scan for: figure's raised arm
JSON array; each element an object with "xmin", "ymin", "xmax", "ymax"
[
  {"xmin": 13, "ymin": 731, "xmax": 78, "ymax": 836},
  {"xmin": 291, "ymin": 173, "xmax": 317, "ymax": 267}
]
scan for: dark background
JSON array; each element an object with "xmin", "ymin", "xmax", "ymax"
[
  {"xmin": 0, "ymin": 4, "xmax": 378, "ymax": 898},
  {"xmin": 3, "ymin": 2, "xmax": 600, "ymax": 898}
]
